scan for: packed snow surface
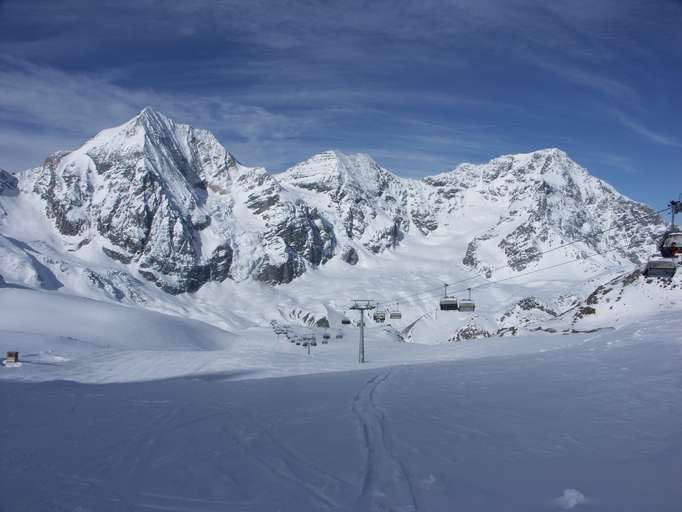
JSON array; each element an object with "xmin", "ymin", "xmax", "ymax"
[{"xmin": 1, "ymin": 287, "xmax": 681, "ymax": 511}]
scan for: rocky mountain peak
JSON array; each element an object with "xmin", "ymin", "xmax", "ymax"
[
  {"xmin": 278, "ymin": 149, "xmax": 411, "ymax": 253},
  {"xmin": 1, "ymin": 109, "xmax": 665, "ymax": 297},
  {"xmin": 422, "ymin": 148, "xmax": 663, "ymax": 274},
  {"xmin": 138, "ymin": 105, "xmax": 163, "ymax": 120},
  {"xmin": 279, "ymin": 149, "xmax": 393, "ymax": 195}
]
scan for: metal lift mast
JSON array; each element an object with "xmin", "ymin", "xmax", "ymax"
[{"xmin": 350, "ymin": 300, "xmax": 376, "ymax": 363}]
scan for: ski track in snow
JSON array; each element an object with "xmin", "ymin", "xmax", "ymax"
[
  {"xmin": 113, "ymin": 406, "xmax": 349, "ymax": 511},
  {"xmin": 353, "ymin": 370, "xmax": 419, "ymax": 512},
  {"xmin": 238, "ymin": 419, "xmax": 349, "ymax": 510}
]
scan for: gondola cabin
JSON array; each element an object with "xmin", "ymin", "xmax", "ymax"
[
  {"xmin": 458, "ymin": 299, "xmax": 476, "ymax": 312},
  {"xmin": 341, "ymin": 318, "xmax": 351, "ymax": 325},
  {"xmin": 389, "ymin": 311, "xmax": 402, "ymax": 320},
  {"xmin": 373, "ymin": 310, "xmax": 386, "ymax": 322},
  {"xmin": 440, "ymin": 296, "xmax": 458, "ymax": 311},
  {"xmin": 644, "ymin": 256, "xmax": 677, "ymax": 278}
]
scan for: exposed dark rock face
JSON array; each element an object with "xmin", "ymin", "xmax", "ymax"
[
  {"xmin": 498, "ymin": 223, "xmax": 543, "ymax": 271},
  {"xmin": 463, "ymin": 234, "xmax": 493, "ymax": 278},
  {"xmin": 102, "ymin": 247, "xmax": 133, "ymax": 264},
  {"xmin": 341, "ymin": 245, "xmax": 359, "ymax": 265},
  {"xmin": 365, "ymin": 220, "xmax": 405, "ymax": 253},
  {"xmin": 252, "ymin": 252, "xmax": 307, "ymax": 286},
  {"xmin": 274, "ymin": 206, "xmax": 336, "ymax": 268},
  {"xmin": 516, "ymin": 297, "xmax": 557, "ymax": 316},
  {"xmin": 207, "ymin": 244, "xmax": 233, "ymax": 282},
  {"xmin": 451, "ymin": 324, "xmax": 491, "ymax": 341},
  {"xmin": 34, "ymin": 152, "xmax": 92, "ymax": 242},
  {"xmin": 0, "ymin": 169, "xmax": 18, "ymax": 196},
  {"xmin": 411, "ymin": 208, "xmax": 438, "ymax": 234},
  {"xmin": 86, "ymin": 270, "xmax": 125, "ymax": 301},
  {"xmin": 0, "ymin": 169, "xmax": 18, "ymax": 218},
  {"xmin": 278, "ymin": 151, "xmax": 413, "ymax": 255}
]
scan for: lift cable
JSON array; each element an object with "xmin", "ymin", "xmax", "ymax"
[
  {"xmin": 368, "ymin": 204, "xmax": 670, "ymax": 309},
  {"xmin": 398, "ymin": 233, "xmax": 669, "ymax": 336}
]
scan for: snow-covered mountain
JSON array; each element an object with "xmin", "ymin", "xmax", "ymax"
[
  {"xmin": 24, "ymin": 108, "xmax": 337, "ymax": 292},
  {"xmin": 0, "ymin": 108, "xmax": 673, "ymax": 341}
]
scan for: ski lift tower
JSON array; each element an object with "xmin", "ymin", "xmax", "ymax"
[
  {"xmin": 671, "ymin": 199, "xmax": 682, "ymax": 227},
  {"xmin": 350, "ymin": 300, "xmax": 376, "ymax": 363}
]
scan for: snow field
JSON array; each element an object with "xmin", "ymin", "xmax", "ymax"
[{"xmin": 1, "ymin": 311, "xmax": 681, "ymax": 511}]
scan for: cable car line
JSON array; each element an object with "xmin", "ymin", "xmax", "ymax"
[
  {"xmin": 369, "ymin": 204, "xmax": 671, "ymax": 309},
  {"xmin": 396, "ymin": 234, "xmax": 667, "ymax": 332},
  {"xmin": 417, "ymin": 234, "xmax": 663, "ymax": 304}
]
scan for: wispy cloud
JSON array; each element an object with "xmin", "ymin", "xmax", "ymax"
[
  {"xmin": 586, "ymin": 152, "xmax": 638, "ymax": 175},
  {"xmin": 1, "ymin": 0, "xmax": 680, "ymax": 212},
  {"xmin": 608, "ymin": 109, "xmax": 681, "ymax": 147},
  {"xmin": 0, "ymin": 59, "xmax": 314, "ymax": 169},
  {"xmin": 529, "ymin": 57, "xmax": 638, "ymax": 102}
]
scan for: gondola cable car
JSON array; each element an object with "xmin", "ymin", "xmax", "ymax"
[
  {"xmin": 645, "ymin": 199, "xmax": 681, "ymax": 278},
  {"xmin": 659, "ymin": 200, "xmax": 681, "ymax": 258},
  {"xmin": 644, "ymin": 255, "xmax": 676, "ymax": 278},
  {"xmin": 458, "ymin": 288, "xmax": 476, "ymax": 312},
  {"xmin": 439, "ymin": 283, "xmax": 458, "ymax": 311}
]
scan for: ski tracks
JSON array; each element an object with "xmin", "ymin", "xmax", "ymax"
[{"xmin": 352, "ymin": 370, "xmax": 419, "ymax": 512}]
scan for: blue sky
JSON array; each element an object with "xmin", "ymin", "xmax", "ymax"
[{"xmin": 1, "ymin": 0, "xmax": 680, "ymax": 208}]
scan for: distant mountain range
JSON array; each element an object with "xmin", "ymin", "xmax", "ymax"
[{"xmin": 0, "ymin": 108, "xmax": 671, "ymax": 340}]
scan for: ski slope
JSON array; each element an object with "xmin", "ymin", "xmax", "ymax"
[{"xmin": 1, "ymin": 287, "xmax": 681, "ymax": 511}]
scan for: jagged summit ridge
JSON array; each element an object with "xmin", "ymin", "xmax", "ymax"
[
  {"xmin": 280, "ymin": 150, "xmax": 396, "ymax": 193},
  {"xmin": 1, "ymin": 109, "xmax": 665, "ymax": 295},
  {"xmin": 423, "ymin": 147, "xmax": 659, "ymax": 273},
  {"xmin": 29, "ymin": 107, "xmax": 241, "ymax": 292}
]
